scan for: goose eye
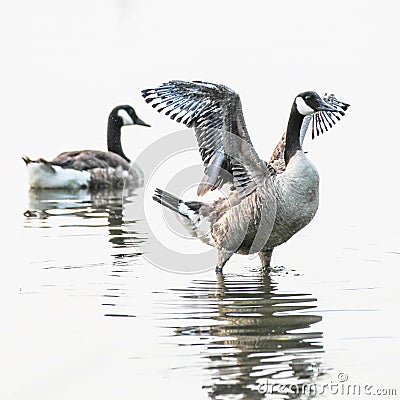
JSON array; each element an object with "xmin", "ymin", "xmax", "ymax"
[{"xmin": 305, "ymin": 95, "xmax": 311, "ymax": 100}]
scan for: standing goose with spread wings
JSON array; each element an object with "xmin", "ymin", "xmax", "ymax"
[{"xmin": 143, "ymin": 81, "xmax": 349, "ymax": 272}]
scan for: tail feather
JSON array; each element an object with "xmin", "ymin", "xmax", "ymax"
[
  {"xmin": 153, "ymin": 188, "xmax": 203, "ymax": 220},
  {"xmin": 153, "ymin": 188, "xmax": 214, "ymax": 245},
  {"xmin": 153, "ymin": 188, "xmax": 183, "ymax": 214},
  {"xmin": 22, "ymin": 155, "xmax": 31, "ymax": 165},
  {"xmin": 22, "ymin": 156, "xmax": 56, "ymax": 173}
]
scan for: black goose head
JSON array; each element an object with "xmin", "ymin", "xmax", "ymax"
[
  {"xmin": 295, "ymin": 91, "xmax": 338, "ymax": 116},
  {"xmin": 285, "ymin": 91, "xmax": 348, "ymax": 165},
  {"xmin": 111, "ymin": 105, "xmax": 150, "ymax": 127},
  {"xmin": 107, "ymin": 105, "xmax": 150, "ymax": 162}
]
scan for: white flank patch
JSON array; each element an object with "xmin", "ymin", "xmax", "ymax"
[
  {"xmin": 130, "ymin": 163, "xmax": 144, "ymax": 186},
  {"xmin": 195, "ymin": 216, "xmax": 215, "ymax": 246},
  {"xmin": 117, "ymin": 109, "xmax": 134, "ymax": 125},
  {"xmin": 178, "ymin": 203, "xmax": 196, "ymax": 220},
  {"xmin": 177, "ymin": 208, "xmax": 215, "ymax": 247},
  {"xmin": 295, "ymin": 97, "xmax": 314, "ymax": 116},
  {"xmin": 27, "ymin": 163, "xmax": 90, "ymax": 189}
]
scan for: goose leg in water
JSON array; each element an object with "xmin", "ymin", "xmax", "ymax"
[
  {"xmin": 215, "ymin": 249, "xmax": 234, "ymax": 274},
  {"xmin": 259, "ymin": 249, "xmax": 273, "ymax": 270}
]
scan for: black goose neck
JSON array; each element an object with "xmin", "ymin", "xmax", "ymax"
[
  {"xmin": 284, "ymin": 103, "xmax": 305, "ymax": 165},
  {"xmin": 107, "ymin": 115, "xmax": 130, "ymax": 163}
]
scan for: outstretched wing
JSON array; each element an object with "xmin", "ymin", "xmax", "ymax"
[
  {"xmin": 269, "ymin": 93, "xmax": 350, "ymax": 173},
  {"xmin": 142, "ymin": 80, "xmax": 271, "ymax": 197}
]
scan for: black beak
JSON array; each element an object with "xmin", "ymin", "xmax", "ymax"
[
  {"xmin": 134, "ymin": 117, "xmax": 151, "ymax": 127},
  {"xmin": 315, "ymin": 98, "xmax": 339, "ymax": 113}
]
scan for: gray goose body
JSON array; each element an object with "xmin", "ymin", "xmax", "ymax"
[
  {"xmin": 23, "ymin": 105, "xmax": 149, "ymax": 189},
  {"xmin": 144, "ymin": 81, "xmax": 349, "ymax": 272},
  {"xmin": 209, "ymin": 151, "xmax": 319, "ymax": 254}
]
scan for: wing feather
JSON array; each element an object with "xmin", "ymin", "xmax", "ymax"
[
  {"xmin": 142, "ymin": 80, "xmax": 270, "ymax": 198},
  {"xmin": 269, "ymin": 93, "xmax": 350, "ymax": 173}
]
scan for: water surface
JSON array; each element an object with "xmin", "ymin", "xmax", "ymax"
[{"xmin": 3, "ymin": 187, "xmax": 396, "ymax": 399}]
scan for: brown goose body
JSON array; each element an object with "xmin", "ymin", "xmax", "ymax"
[{"xmin": 23, "ymin": 105, "xmax": 149, "ymax": 189}]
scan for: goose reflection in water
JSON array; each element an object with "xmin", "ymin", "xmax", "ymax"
[
  {"xmin": 171, "ymin": 272, "xmax": 323, "ymax": 399},
  {"xmin": 24, "ymin": 188, "xmax": 145, "ymax": 319},
  {"xmin": 24, "ymin": 187, "xmax": 144, "ymax": 261}
]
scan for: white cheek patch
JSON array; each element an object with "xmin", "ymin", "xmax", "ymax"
[
  {"xmin": 296, "ymin": 97, "xmax": 314, "ymax": 116},
  {"xmin": 117, "ymin": 109, "xmax": 134, "ymax": 125}
]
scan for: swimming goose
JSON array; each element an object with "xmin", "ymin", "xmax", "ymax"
[
  {"xmin": 142, "ymin": 81, "xmax": 349, "ymax": 272},
  {"xmin": 23, "ymin": 105, "xmax": 150, "ymax": 189}
]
